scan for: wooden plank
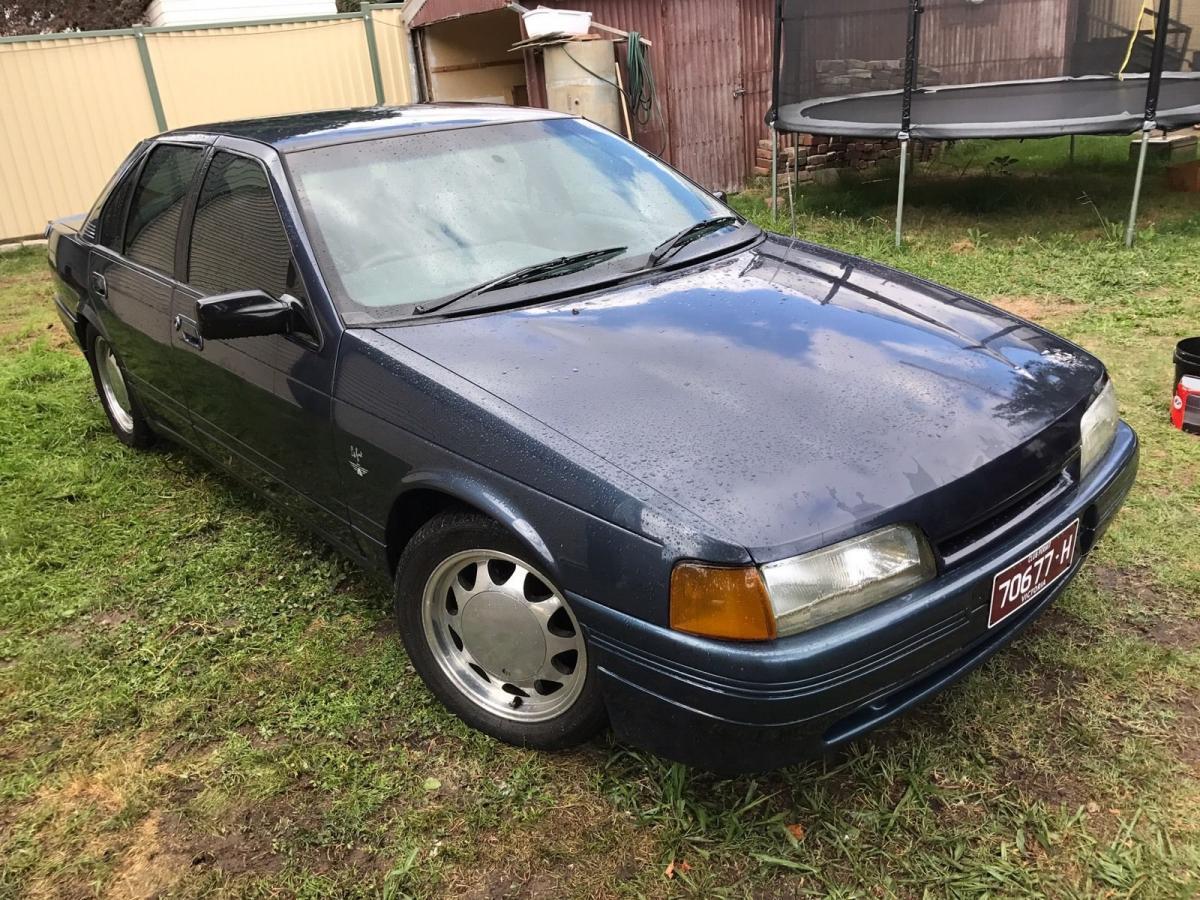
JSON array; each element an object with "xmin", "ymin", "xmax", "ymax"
[{"xmin": 430, "ymin": 58, "xmax": 522, "ymax": 74}]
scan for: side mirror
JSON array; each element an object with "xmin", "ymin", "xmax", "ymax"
[
  {"xmin": 712, "ymin": 190, "xmax": 728, "ymax": 202},
  {"xmin": 195, "ymin": 290, "xmax": 299, "ymax": 341}
]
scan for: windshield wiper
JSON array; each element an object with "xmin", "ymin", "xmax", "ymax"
[
  {"xmin": 646, "ymin": 216, "xmax": 739, "ymax": 267},
  {"xmin": 413, "ymin": 246, "xmax": 628, "ymax": 316}
]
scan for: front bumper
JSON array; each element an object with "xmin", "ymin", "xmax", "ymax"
[{"xmin": 573, "ymin": 422, "xmax": 1139, "ymax": 772}]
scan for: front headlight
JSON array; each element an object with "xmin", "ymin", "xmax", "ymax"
[
  {"xmin": 1080, "ymin": 380, "xmax": 1119, "ymax": 478},
  {"xmin": 760, "ymin": 525, "xmax": 936, "ymax": 637}
]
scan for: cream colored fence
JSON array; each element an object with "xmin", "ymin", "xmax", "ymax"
[{"xmin": 0, "ymin": 3, "xmax": 414, "ymax": 242}]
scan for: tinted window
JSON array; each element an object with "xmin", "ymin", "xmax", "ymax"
[
  {"xmin": 188, "ymin": 152, "xmax": 297, "ymax": 300},
  {"xmin": 124, "ymin": 144, "xmax": 202, "ymax": 273},
  {"xmin": 97, "ymin": 163, "xmax": 139, "ymax": 251},
  {"xmin": 84, "ymin": 142, "xmax": 146, "ymax": 247}
]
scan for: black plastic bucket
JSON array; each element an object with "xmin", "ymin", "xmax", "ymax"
[{"xmin": 1176, "ymin": 337, "xmax": 1200, "ymax": 389}]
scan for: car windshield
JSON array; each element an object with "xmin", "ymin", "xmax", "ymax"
[{"xmin": 286, "ymin": 117, "xmax": 735, "ymax": 323}]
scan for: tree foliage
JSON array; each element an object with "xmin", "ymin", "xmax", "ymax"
[{"xmin": 1, "ymin": 0, "xmax": 148, "ymax": 36}]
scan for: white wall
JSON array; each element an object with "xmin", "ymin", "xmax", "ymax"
[{"xmin": 145, "ymin": 0, "xmax": 337, "ymax": 27}]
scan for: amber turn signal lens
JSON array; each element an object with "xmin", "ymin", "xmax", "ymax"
[{"xmin": 669, "ymin": 563, "xmax": 777, "ymax": 641}]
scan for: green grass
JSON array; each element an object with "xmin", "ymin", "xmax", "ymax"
[{"xmin": 2, "ymin": 137, "xmax": 1199, "ymax": 898}]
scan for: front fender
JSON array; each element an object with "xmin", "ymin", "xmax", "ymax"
[{"xmin": 395, "ymin": 469, "xmax": 557, "ymax": 575}]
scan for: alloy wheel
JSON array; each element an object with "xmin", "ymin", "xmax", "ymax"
[
  {"xmin": 420, "ymin": 550, "xmax": 587, "ymax": 722},
  {"xmin": 94, "ymin": 336, "xmax": 134, "ymax": 433}
]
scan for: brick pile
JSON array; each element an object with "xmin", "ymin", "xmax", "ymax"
[
  {"xmin": 756, "ymin": 57, "xmax": 943, "ymax": 187},
  {"xmin": 755, "ymin": 135, "xmax": 939, "ymax": 186},
  {"xmin": 813, "ymin": 58, "xmax": 941, "ymax": 95}
]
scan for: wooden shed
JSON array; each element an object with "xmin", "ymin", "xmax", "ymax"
[{"xmin": 402, "ymin": 0, "xmax": 780, "ymax": 192}]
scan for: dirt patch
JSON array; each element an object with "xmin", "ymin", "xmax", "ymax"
[
  {"xmin": 372, "ymin": 617, "xmax": 400, "ymax": 639},
  {"xmin": 1011, "ymin": 766, "xmax": 1099, "ymax": 810},
  {"xmin": 988, "ymin": 294, "xmax": 1081, "ymax": 324},
  {"xmin": 441, "ymin": 755, "xmax": 654, "ymax": 900},
  {"xmin": 106, "ymin": 801, "xmax": 291, "ymax": 897},
  {"xmin": 107, "ymin": 814, "xmax": 194, "ymax": 900},
  {"xmin": 1094, "ymin": 564, "xmax": 1173, "ymax": 610},
  {"xmin": 49, "ymin": 626, "xmax": 86, "ymax": 650},
  {"xmin": 36, "ymin": 738, "xmax": 157, "ymax": 816},
  {"xmin": 1132, "ymin": 619, "xmax": 1200, "ymax": 651},
  {"xmin": 0, "ymin": 317, "xmax": 74, "ymax": 353},
  {"xmin": 462, "ymin": 871, "xmax": 567, "ymax": 900},
  {"xmin": 1093, "ymin": 564, "xmax": 1198, "ymax": 649},
  {"xmin": 179, "ymin": 816, "xmax": 285, "ymax": 878},
  {"xmin": 1092, "ymin": 564, "xmax": 1162, "ymax": 604},
  {"xmin": 346, "ymin": 616, "xmax": 400, "ymax": 658},
  {"xmin": 1168, "ymin": 696, "xmax": 1200, "ymax": 776},
  {"xmin": 92, "ymin": 609, "xmax": 138, "ymax": 629}
]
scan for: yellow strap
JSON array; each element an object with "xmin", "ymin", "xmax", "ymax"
[{"xmin": 1118, "ymin": 4, "xmax": 1156, "ymax": 80}]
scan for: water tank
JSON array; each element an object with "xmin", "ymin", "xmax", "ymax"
[{"xmin": 543, "ymin": 40, "xmax": 622, "ymax": 134}]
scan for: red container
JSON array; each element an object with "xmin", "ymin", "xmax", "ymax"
[{"xmin": 1171, "ymin": 374, "xmax": 1200, "ymax": 434}]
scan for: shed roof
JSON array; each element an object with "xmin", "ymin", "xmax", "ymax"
[{"xmin": 406, "ymin": 0, "xmax": 510, "ymax": 29}]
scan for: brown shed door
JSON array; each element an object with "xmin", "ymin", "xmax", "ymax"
[
  {"xmin": 739, "ymin": 0, "xmax": 776, "ymax": 190},
  {"xmin": 664, "ymin": 0, "xmax": 746, "ymax": 191}
]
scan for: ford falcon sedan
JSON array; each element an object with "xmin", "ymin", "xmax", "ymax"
[{"xmin": 47, "ymin": 104, "xmax": 1137, "ymax": 772}]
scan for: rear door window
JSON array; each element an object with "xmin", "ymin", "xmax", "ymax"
[
  {"xmin": 83, "ymin": 142, "xmax": 145, "ymax": 247},
  {"xmin": 96, "ymin": 163, "xmax": 139, "ymax": 251},
  {"xmin": 187, "ymin": 151, "xmax": 300, "ymax": 300},
  {"xmin": 123, "ymin": 144, "xmax": 203, "ymax": 274}
]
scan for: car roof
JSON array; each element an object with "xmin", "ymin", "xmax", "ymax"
[{"xmin": 163, "ymin": 103, "xmax": 571, "ymax": 153}]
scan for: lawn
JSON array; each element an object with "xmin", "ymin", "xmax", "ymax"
[{"xmin": 1, "ymin": 136, "xmax": 1199, "ymax": 898}]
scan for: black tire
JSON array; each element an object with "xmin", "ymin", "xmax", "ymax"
[
  {"xmin": 395, "ymin": 512, "xmax": 607, "ymax": 750},
  {"xmin": 85, "ymin": 326, "xmax": 155, "ymax": 450}
]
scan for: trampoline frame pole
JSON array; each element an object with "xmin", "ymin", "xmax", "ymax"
[
  {"xmin": 1144, "ymin": 0, "xmax": 1171, "ymax": 125},
  {"xmin": 771, "ymin": 126, "xmax": 779, "ymax": 224},
  {"xmin": 896, "ymin": 0, "xmax": 923, "ymax": 247},
  {"xmin": 1125, "ymin": 128, "xmax": 1150, "ymax": 248},
  {"xmin": 769, "ymin": 0, "xmax": 784, "ymax": 225},
  {"xmin": 896, "ymin": 137, "xmax": 909, "ymax": 248},
  {"xmin": 1126, "ymin": 0, "xmax": 1168, "ymax": 248},
  {"xmin": 787, "ymin": 146, "xmax": 797, "ymax": 240}
]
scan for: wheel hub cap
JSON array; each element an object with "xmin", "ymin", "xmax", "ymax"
[{"xmin": 459, "ymin": 590, "xmax": 546, "ymax": 682}]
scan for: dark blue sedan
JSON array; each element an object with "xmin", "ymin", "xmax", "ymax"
[{"xmin": 47, "ymin": 104, "xmax": 1137, "ymax": 772}]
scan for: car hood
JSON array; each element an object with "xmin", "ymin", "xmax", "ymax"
[{"xmin": 378, "ymin": 235, "xmax": 1103, "ymax": 560}]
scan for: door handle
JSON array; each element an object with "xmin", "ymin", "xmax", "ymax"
[
  {"xmin": 90, "ymin": 271, "xmax": 107, "ymax": 298},
  {"xmin": 174, "ymin": 314, "xmax": 204, "ymax": 350}
]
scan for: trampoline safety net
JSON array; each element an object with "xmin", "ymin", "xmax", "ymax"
[{"xmin": 773, "ymin": 0, "xmax": 1200, "ymax": 139}]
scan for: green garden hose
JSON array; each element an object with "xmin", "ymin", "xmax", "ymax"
[
  {"xmin": 624, "ymin": 32, "xmax": 656, "ymax": 126},
  {"xmin": 562, "ymin": 32, "xmax": 664, "ymax": 154}
]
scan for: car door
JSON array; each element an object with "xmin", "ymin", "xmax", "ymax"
[
  {"xmin": 170, "ymin": 145, "xmax": 352, "ymax": 549},
  {"xmin": 88, "ymin": 142, "xmax": 205, "ymax": 441}
]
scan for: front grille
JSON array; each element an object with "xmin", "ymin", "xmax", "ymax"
[{"xmin": 937, "ymin": 465, "xmax": 1074, "ymax": 567}]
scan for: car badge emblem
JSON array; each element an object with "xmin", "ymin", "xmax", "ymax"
[{"xmin": 349, "ymin": 445, "xmax": 368, "ymax": 477}]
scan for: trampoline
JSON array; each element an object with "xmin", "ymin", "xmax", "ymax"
[
  {"xmin": 768, "ymin": 0, "xmax": 1200, "ymax": 245},
  {"xmin": 778, "ymin": 73, "xmax": 1200, "ymax": 140}
]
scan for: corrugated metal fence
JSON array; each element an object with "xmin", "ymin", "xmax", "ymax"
[
  {"xmin": 545, "ymin": 0, "xmax": 778, "ymax": 191},
  {"xmin": 0, "ymin": 3, "xmax": 414, "ymax": 242}
]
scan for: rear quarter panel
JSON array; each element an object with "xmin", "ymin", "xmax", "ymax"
[{"xmin": 47, "ymin": 216, "xmax": 90, "ymax": 346}]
